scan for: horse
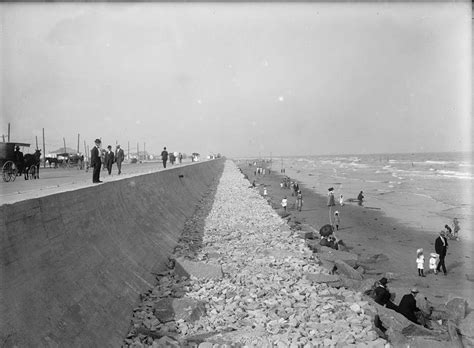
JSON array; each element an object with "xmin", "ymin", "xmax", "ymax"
[
  {"xmin": 24, "ymin": 149, "xmax": 41, "ymax": 180},
  {"xmin": 45, "ymin": 156, "xmax": 59, "ymax": 168}
]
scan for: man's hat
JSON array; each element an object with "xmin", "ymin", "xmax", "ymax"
[
  {"xmin": 116, "ymin": 144, "xmax": 120, "ymax": 148},
  {"xmin": 379, "ymin": 277, "xmax": 388, "ymax": 286},
  {"xmin": 95, "ymin": 138, "xmax": 101, "ymax": 144}
]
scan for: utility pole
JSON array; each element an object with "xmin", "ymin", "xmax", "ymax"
[
  {"xmin": 77, "ymin": 134, "xmax": 80, "ymax": 154},
  {"xmin": 8, "ymin": 123, "xmax": 10, "ymax": 142},
  {"xmin": 42, "ymin": 128, "xmax": 46, "ymax": 168}
]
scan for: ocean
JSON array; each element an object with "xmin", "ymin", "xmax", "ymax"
[{"xmin": 275, "ymin": 152, "xmax": 473, "ymax": 241}]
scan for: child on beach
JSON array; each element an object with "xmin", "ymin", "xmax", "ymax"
[
  {"xmin": 429, "ymin": 253, "xmax": 439, "ymax": 275},
  {"xmin": 334, "ymin": 211, "xmax": 341, "ymax": 231},
  {"xmin": 263, "ymin": 187, "xmax": 267, "ymax": 198},
  {"xmin": 339, "ymin": 194, "xmax": 344, "ymax": 206},
  {"xmin": 453, "ymin": 218, "xmax": 460, "ymax": 240},
  {"xmin": 416, "ymin": 248, "xmax": 425, "ymax": 277},
  {"xmin": 281, "ymin": 196, "xmax": 288, "ymax": 212}
]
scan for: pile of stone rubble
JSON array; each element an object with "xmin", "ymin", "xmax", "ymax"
[{"xmin": 124, "ymin": 161, "xmax": 388, "ymax": 347}]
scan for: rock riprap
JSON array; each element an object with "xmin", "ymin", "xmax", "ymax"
[{"xmin": 124, "ymin": 161, "xmax": 387, "ymax": 347}]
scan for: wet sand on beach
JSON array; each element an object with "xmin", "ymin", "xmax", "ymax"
[{"xmin": 237, "ymin": 161, "xmax": 474, "ymax": 309}]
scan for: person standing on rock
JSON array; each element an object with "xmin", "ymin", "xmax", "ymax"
[
  {"xmin": 435, "ymin": 231, "xmax": 448, "ymax": 275},
  {"xmin": 398, "ymin": 288, "xmax": 421, "ymax": 324},
  {"xmin": 161, "ymin": 147, "xmax": 168, "ymax": 168},
  {"xmin": 115, "ymin": 145, "xmax": 125, "ymax": 175},
  {"xmin": 91, "ymin": 138, "xmax": 103, "ymax": 183}
]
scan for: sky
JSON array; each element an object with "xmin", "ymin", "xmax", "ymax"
[{"xmin": 0, "ymin": 2, "xmax": 472, "ymax": 158}]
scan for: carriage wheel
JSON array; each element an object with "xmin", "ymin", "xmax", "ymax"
[{"xmin": 2, "ymin": 161, "xmax": 17, "ymax": 182}]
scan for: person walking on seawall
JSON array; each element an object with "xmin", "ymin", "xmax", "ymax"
[
  {"xmin": 435, "ymin": 230, "xmax": 448, "ymax": 275},
  {"xmin": 115, "ymin": 145, "xmax": 125, "ymax": 175},
  {"xmin": 178, "ymin": 152, "xmax": 183, "ymax": 164},
  {"xmin": 91, "ymin": 139, "xmax": 103, "ymax": 183},
  {"xmin": 161, "ymin": 147, "xmax": 168, "ymax": 168},
  {"xmin": 105, "ymin": 145, "xmax": 114, "ymax": 175}
]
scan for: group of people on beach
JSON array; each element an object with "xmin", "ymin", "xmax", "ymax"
[
  {"xmin": 371, "ymin": 278, "xmax": 432, "ymax": 328},
  {"xmin": 415, "ymin": 223, "xmax": 458, "ymax": 277}
]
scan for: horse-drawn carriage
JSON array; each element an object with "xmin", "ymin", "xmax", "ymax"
[
  {"xmin": 0, "ymin": 142, "xmax": 41, "ymax": 182},
  {"xmin": 46, "ymin": 152, "xmax": 84, "ymax": 169}
]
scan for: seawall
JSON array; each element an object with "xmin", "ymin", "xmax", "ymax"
[{"xmin": 0, "ymin": 159, "xmax": 225, "ymax": 347}]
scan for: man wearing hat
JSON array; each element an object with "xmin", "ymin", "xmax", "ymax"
[
  {"xmin": 374, "ymin": 277, "xmax": 398, "ymax": 311},
  {"xmin": 91, "ymin": 138, "xmax": 102, "ymax": 183},
  {"xmin": 115, "ymin": 145, "xmax": 125, "ymax": 175},
  {"xmin": 14, "ymin": 145, "xmax": 24, "ymax": 175},
  {"xmin": 435, "ymin": 230, "xmax": 448, "ymax": 275},
  {"xmin": 398, "ymin": 288, "xmax": 421, "ymax": 324}
]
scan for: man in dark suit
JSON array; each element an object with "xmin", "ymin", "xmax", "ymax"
[
  {"xmin": 435, "ymin": 231, "xmax": 448, "ymax": 275},
  {"xmin": 161, "ymin": 147, "xmax": 168, "ymax": 168},
  {"xmin": 91, "ymin": 138, "xmax": 102, "ymax": 183},
  {"xmin": 373, "ymin": 277, "xmax": 398, "ymax": 311},
  {"xmin": 398, "ymin": 288, "xmax": 420, "ymax": 324},
  {"xmin": 105, "ymin": 145, "xmax": 114, "ymax": 175},
  {"xmin": 115, "ymin": 145, "xmax": 125, "ymax": 175}
]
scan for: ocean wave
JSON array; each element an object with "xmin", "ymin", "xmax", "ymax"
[{"xmin": 437, "ymin": 170, "xmax": 474, "ymax": 180}]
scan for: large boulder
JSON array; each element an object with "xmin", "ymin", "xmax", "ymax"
[
  {"xmin": 334, "ymin": 259, "xmax": 363, "ymax": 281},
  {"xmin": 174, "ymin": 257, "xmax": 223, "ymax": 280},
  {"xmin": 358, "ymin": 253, "xmax": 389, "ymax": 264},
  {"xmin": 153, "ymin": 298, "xmax": 206, "ymax": 323},
  {"xmin": 459, "ymin": 311, "xmax": 474, "ymax": 342},
  {"xmin": 305, "ymin": 272, "xmax": 341, "ymax": 284},
  {"xmin": 445, "ymin": 297, "xmax": 467, "ymax": 324},
  {"xmin": 317, "ymin": 247, "xmax": 358, "ymax": 263}
]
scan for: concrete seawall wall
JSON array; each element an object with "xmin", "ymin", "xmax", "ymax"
[{"xmin": 0, "ymin": 159, "xmax": 225, "ymax": 347}]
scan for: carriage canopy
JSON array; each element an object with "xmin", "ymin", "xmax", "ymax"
[{"xmin": 0, "ymin": 142, "xmax": 31, "ymax": 161}]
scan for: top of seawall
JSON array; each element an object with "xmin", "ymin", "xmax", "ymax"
[{"xmin": 0, "ymin": 159, "xmax": 224, "ymax": 347}]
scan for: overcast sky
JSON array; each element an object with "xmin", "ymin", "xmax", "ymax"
[{"xmin": 0, "ymin": 2, "xmax": 471, "ymax": 157}]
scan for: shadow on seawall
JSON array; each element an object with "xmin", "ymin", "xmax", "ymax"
[{"xmin": 0, "ymin": 159, "xmax": 225, "ymax": 347}]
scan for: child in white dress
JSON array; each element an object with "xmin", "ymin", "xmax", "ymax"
[
  {"xmin": 429, "ymin": 253, "xmax": 439, "ymax": 275},
  {"xmin": 416, "ymin": 248, "xmax": 425, "ymax": 277},
  {"xmin": 281, "ymin": 196, "xmax": 288, "ymax": 212}
]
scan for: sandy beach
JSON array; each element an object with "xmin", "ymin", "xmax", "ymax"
[{"xmin": 237, "ymin": 161, "xmax": 474, "ymax": 310}]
